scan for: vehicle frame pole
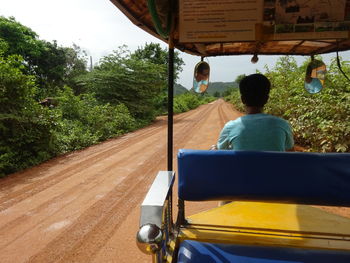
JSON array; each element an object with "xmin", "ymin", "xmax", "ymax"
[{"xmin": 168, "ymin": 39, "xmax": 174, "ymax": 171}]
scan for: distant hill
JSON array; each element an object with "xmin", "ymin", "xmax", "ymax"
[
  {"xmin": 175, "ymin": 81, "xmax": 238, "ymax": 96},
  {"xmin": 206, "ymin": 81, "xmax": 238, "ymax": 96},
  {"xmin": 174, "ymin": 83, "xmax": 189, "ymax": 95}
]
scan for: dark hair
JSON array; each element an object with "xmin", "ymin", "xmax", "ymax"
[
  {"xmin": 196, "ymin": 62, "xmax": 209, "ymax": 74},
  {"xmin": 239, "ymin": 73, "xmax": 271, "ymax": 107}
]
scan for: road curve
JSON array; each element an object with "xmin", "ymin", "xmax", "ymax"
[{"xmin": 0, "ymin": 99, "xmax": 240, "ymax": 263}]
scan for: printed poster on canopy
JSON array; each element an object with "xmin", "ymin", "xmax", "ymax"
[
  {"xmin": 263, "ymin": 0, "xmax": 350, "ymax": 40},
  {"xmin": 179, "ymin": 0, "xmax": 350, "ymax": 43},
  {"xmin": 179, "ymin": 0, "xmax": 262, "ymax": 42}
]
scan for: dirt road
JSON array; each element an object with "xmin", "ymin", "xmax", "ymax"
[
  {"xmin": 1, "ymin": 99, "xmax": 349, "ymax": 263},
  {"xmin": 0, "ymin": 99, "xmax": 239, "ymax": 263}
]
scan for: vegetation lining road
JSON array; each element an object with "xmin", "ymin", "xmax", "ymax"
[
  {"xmin": 0, "ymin": 16, "xmax": 214, "ymax": 177},
  {"xmin": 226, "ymin": 56, "xmax": 350, "ymax": 153},
  {"xmin": 1, "ymin": 16, "xmax": 349, "ymax": 177}
]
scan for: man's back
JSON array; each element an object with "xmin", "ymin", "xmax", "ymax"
[{"xmin": 217, "ymin": 113, "xmax": 294, "ymax": 151}]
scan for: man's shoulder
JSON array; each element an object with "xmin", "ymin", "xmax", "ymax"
[
  {"xmin": 262, "ymin": 114, "xmax": 289, "ymax": 123},
  {"xmin": 225, "ymin": 114, "xmax": 290, "ymax": 127},
  {"xmin": 263, "ymin": 114, "xmax": 292, "ymax": 131},
  {"xmin": 224, "ymin": 118, "xmax": 242, "ymax": 127},
  {"xmin": 220, "ymin": 119, "xmax": 243, "ymax": 133}
]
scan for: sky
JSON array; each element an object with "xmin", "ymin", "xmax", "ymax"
[{"xmin": 0, "ymin": 0, "xmax": 348, "ymax": 89}]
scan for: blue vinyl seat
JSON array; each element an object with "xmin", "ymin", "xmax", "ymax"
[
  {"xmin": 176, "ymin": 150, "xmax": 350, "ymax": 262},
  {"xmin": 178, "ymin": 240, "xmax": 350, "ymax": 263},
  {"xmin": 177, "ymin": 149, "xmax": 350, "ymax": 205}
]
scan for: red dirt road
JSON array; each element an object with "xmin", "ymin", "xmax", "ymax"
[
  {"xmin": 1, "ymin": 99, "xmax": 349, "ymax": 263},
  {"xmin": 0, "ymin": 99, "xmax": 238, "ymax": 263}
]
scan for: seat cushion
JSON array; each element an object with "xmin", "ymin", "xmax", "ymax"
[
  {"xmin": 177, "ymin": 149, "xmax": 350, "ymax": 206},
  {"xmin": 177, "ymin": 240, "xmax": 350, "ymax": 263}
]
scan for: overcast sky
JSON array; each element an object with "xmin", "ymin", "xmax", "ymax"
[{"xmin": 0, "ymin": 0, "xmax": 348, "ymax": 89}]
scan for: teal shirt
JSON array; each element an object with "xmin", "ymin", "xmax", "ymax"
[{"xmin": 217, "ymin": 114, "xmax": 294, "ymax": 151}]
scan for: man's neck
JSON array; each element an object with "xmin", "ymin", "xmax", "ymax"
[{"xmin": 245, "ymin": 106, "xmax": 263, "ymax": 114}]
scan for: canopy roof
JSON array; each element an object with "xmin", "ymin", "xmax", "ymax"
[{"xmin": 110, "ymin": 0, "xmax": 350, "ymax": 57}]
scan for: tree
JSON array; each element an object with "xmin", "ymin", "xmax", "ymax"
[
  {"xmin": 33, "ymin": 40, "xmax": 67, "ymax": 96},
  {"xmin": 0, "ymin": 54, "xmax": 57, "ymax": 176},
  {"xmin": 82, "ymin": 46, "xmax": 166, "ymax": 120},
  {"xmin": 62, "ymin": 44, "xmax": 88, "ymax": 95},
  {"xmin": 131, "ymin": 43, "xmax": 185, "ymax": 113},
  {"xmin": 235, "ymin": 74, "xmax": 246, "ymax": 84},
  {"xmin": 0, "ymin": 16, "xmax": 88, "ymax": 98},
  {"xmin": 0, "ymin": 16, "xmax": 39, "ymax": 61},
  {"xmin": 0, "ymin": 38, "xmax": 8, "ymax": 55},
  {"xmin": 131, "ymin": 42, "xmax": 184, "ymax": 81},
  {"xmin": 264, "ymin": 56, "xmax": 349, "ymax": 152},
  {"xmin": 213, "ymin": 91, "xmax": 221, "ymax": 97}
]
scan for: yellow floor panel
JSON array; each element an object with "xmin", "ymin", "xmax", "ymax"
[
  {"xmin": 187, "ymin": 202, "xmax": 350, "ymax": 235},
  {"xmin": 179, "ymin": 201, "xmax": 350, "ymax": 251}
]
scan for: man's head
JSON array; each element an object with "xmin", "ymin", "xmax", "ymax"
[
  {"xmin": 239, "ymin": 74, "xmax": 271, "ymax": 107},
  {"xmin": 195, "ymin": 62, "xmax": 210, "ymax": 82}
]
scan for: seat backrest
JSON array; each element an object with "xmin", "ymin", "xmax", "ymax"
[{"xmin": 177, "ymin": 149, "xmax": 350, "ymax": 206}]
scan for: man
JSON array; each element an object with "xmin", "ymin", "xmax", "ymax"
[
  {"xmin": 215, "ymin": 73, "xmax": 294, "ymax": 151},
  {"xmin": 193, "ymin": 62, "xmax": 209, "ymax": 93}
]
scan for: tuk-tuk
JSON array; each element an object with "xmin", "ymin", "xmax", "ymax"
[{"xmin": 110, "ymin": 1, "xmax": 350, "ymax": 262}]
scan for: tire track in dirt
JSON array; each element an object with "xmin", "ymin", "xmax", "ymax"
[
  {"xmin": 0, "ymin": 114, "xmax": 200, "ymax": 212},
  {"xmin": 0, "ymin": 125, "xmax": 166, "ymax": 210},
  {"xmin": 0, "ymin": 103, "xmax": 214, "ymax": 230},
  {"xmin": 0, "ymin": 140, "xmax": 157, "ymax": 248},
  {"xmin": 0, "ymin": 124, "xmax": 160, "ymax": 190},
  {"xmin": 0, "ymin": 117, "xmax": 181, "ymax": 249},
  {"xmin": 0, "ymin": 104, "xmax": 202, "ymax": 195},
  {"xmin": 0, "ymin": 100, "xmax": 237, "ymax": 263},
  {"xmin": 23, "ymin": 101, "xmax": 220, "ymax": 262},
  {"xmin": 218, "ymin": 101, "xmax": 230, "ymax": 127}
]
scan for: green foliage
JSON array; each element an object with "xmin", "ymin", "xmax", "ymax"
[
  {"xmin": 0, "ymin": 16, "xmax": 39, "ymax": 61},
  {"xmin": 224, "ymin": 84, "xmax": 242, "ymax": 110},
  {"xmin": 174, "ymin": 83, "xmax": 188, "ymax": 95},
  {"xmin": 53, "ymin": 86, "xmax": 136, "ymax": 153},
  {"xmin": 0, "ymin": 38, "xmax": 8, "ymax": 55},
  {"xmin": 0, "ymin": 55, "xmax": 57, "ymax": 176},
  {"xmin": 206, "ymin": 81, "xmax": 238, "ymax": 96},
  {"xmin": 0, "ymin": 49, "xmax": 135, "ymax": 176},
  {"xmin": 80, "ymin": 46, "xmax": 166, "ymax": 121},
  {"xmin": 0, "ymin": 16, "xmax": 87, "ymax": 98},
  {"xmin": 226, "ymin": 56, "xmax": 350, "ymax": 152},
  {"xmin": 213, "ymin": 91, "xmax": 221, "ymax": 97},
  {"xmin": 235, "ymin": 74, "xmax": 246, "ymax": 84},
  {"xmin": 174, "ymin": 92, "xmax": 215, "ymax": 114},
  {"xmin": 62, "ymin": 44, "xmax": 88, "ymax": 95},
  {"xmin": 131, "ymin": 42, "xmax": 184, "ymax": 81},
  {"xmin": 222, "ymin": 87, "xmax": 238, "ymax": 98},
  {"xmin": 130, "ymin": 43, "xmax": 185, "ymax": 115},
  {"xmin": 0, "ymin": 17, "xmax": 209, "ymax": 177}
]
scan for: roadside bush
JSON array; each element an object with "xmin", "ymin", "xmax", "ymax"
[
  {"xmin": 0, "ymin": 37, "xmax": 220, "ymax": 177},
  {"xmin": 53, "ymin": 86, "xmax": 136, "ymax": 153},
  {"xmin": 225, "ymin": 87, "xmax": 243, "ymax": 111},
  {"xmin": 174, "ymin": 92, "xmax": 215, "ymax": 114},
  {"xmin": 225, "ymin": 56, "xmax": 350, "ymax": 152},
  {"xmin": 0, "ymin": 55, "xmax": 57, "ymax": 176},
  {"xmin": 80, "ymin": 47, "xmax": 165, "ymax": 122},
  {"xmin": 266, "ymin": 57, "xmax": 350, "ymax": 152}
]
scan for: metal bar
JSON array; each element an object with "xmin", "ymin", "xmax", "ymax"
[
  {"xmin": 176, "ymin": 199, "xmax": 186, "ymax": 227},
  {"xmin": 169, "ymin": 188, "xmax": 173, "ymax": 230},
  {"xmin": 167, "ymin": 41, "xmax": 174, "ymax": 171},
  {"xmin": 139, "ymin": 171, "xmax": 175, "ymax": 228}
]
